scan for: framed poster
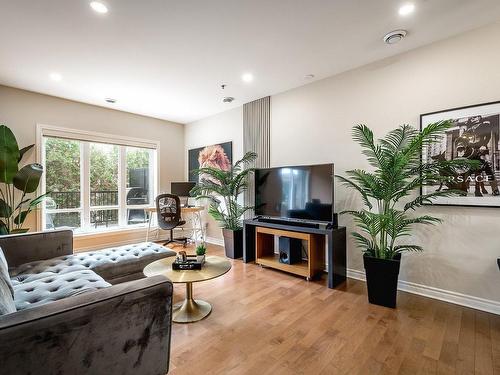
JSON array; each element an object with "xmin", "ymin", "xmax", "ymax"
[
  {"xmin": 188, "ymin": 141, "xmax": 232, "ymax": 182},
  {"xmin": 420, "ymin": 101, "xmax": 500, "ymax": 207}
]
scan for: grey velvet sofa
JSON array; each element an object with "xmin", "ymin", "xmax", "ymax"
[{"xmin": 0, "ymin": 229, "xmax": 177, "ymax": 375}]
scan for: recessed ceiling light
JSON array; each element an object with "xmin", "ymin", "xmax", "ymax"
[
  {"xmin": 105, "ymin": 98, "xmax": 116, "ymax": 103},
  {"xmin": 399, "ymin": 3, "xmax": 415, "ymax": 16},
  {"xmin": 49, "ymin": 72, "xmax": 62, "ymax": 81},
  {"xmin": 90, "ymin": 1, "xmax": 108, "ymax": 14},
  {"xmin": 304, "ymin": 74, "xmax": 315, "ymax": 80},
  {"xmin": 223, "ymin": 97, "xmax": 235, "ymax": 103},
  {"xmin": 241, "ymin": 73, "xmax": 254, "ymax": 83}
]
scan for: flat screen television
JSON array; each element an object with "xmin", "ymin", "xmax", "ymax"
[{"xmin": 254, "ymin": 163, "xmax": 334, "ymax": 223}]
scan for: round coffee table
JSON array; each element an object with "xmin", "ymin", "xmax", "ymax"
[{"xmin": 143, "ymin": 255, "xmax": 231, "ymax": 323}]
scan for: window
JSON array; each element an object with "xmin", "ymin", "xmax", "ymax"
[{"xmin": 39, "ymin": 126, "xmax": 158, "ymax": 234}]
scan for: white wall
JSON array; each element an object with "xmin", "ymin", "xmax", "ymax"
[
  {"xmin": 184, "ymin": 106, "xmax": 243, "ymax": 240},
  {"xmin": 184, "ymin": 21, "xmax": 500, "ymax": 305},
  {"xmin": 0, "ymin": 85, "xmax": 185, "ymax": 249}
]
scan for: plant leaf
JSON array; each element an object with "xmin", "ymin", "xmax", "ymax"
[
  {"xmin": 18, "ymin": 144, "xmax": 35, "ymax": 162},
  {"xmin": 335, "ymin": 175, "xmax": 373, "ymax": 209},
  {"xmin": 394, "ymin": 244, "xmax": 423, "ymax": 252},
  {"xmin": 352, "ymin": 124, "xmax": 386, "ymax": 169},
  {"xmin": 404, "ymin": 189, "xmax": 464, "ymax": 211},
  {"xmin": 13, "ymin": 210, "xmax": 29, "ymax": 225},
  {"xmin": 28, "ymin": 192, "xmax": 50, "ymax": 209},
  {"xmin": 0, "ymin": 124, "xmax": 20, "ymax": 183},
  {"xmin": 0, "ymin": 220, "xmax": 8, "ymax": 235},
  {"xmin": 0, "ymin": 198, "xmax": 12, "ymax": 218},
  {"xmin": 191, "ymin": 151, "xmax": 256, "ymax": 229},
  {"xmin": 13, "ymin": 163, "xmax": 43, "ymax": 193}
]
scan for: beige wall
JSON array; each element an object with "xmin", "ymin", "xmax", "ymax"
[
  {"xmin": 0, "ymin": 85, "xmax": 185, "ymax": 249},
  {"xmin": 271, "ymin": 22, "xmax": 500, "ymax": 302},
  {"xmin": 184, "ymin": 106, "xmax": 243, "ymax": 240},
  {"xmin": 184, "ymin": 22, "xmax": 500, "ymax": 303}
]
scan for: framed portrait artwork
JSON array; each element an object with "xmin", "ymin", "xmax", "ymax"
[
  {"xmin": 188, "ymin": 142, "xmax": 233, "ymax": 182},
  {"xmin": 420, "ymin": 101, "xmax": 500, "ymax": 207}
]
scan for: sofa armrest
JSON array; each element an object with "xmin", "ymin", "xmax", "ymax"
[
  {"xmin": 0, "ymin": 275, "xmax": 173, "ymax": 375},
  {"xmin": 0, "ymin": 229, "xmax": 73, "ymax": 268}
]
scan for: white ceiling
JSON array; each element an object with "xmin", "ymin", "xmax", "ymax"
[{"xmin": 1, "ymin": 0, "xmax": 499, "ymax": 124}]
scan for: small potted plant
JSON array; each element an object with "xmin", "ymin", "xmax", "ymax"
[
  {"xmin": 191, "ymin": 152, "xmax": 257, "ymax": 259},
  {"xmin": 196, "ymin": 242, "xmax": 207, "ymax": 264},
  {"xmin": 337, "ymin": 122, "xmax": 474, "ymax": 308}
]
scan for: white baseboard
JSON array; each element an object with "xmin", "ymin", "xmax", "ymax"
[
  {"xmin": 347, "ymin": 268, "xmax": 500, "ymax": 315},
  {"xmin": 206, "ymin": 236, "xmax": 224, "ymax": 247}
]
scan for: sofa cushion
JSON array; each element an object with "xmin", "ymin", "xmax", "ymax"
[
  {"xmin": 0, "ymin": 247, "xmax": 16, "ymax": 316},
  {"xmin": 0, "ymin": 281, "xmax": 16, "ymax": 315},
  {"xmin": 10, "ymin": 242, "xmax": 176, "ymax": 282},
  {"xmin": 0, "ymin": 247, "xmax": 14, "ymax": 298},
  {"xmin": 10, "ymin": 264, "xmax": 89, "ymax": 284},
  {"xmin": 13, "ymin": 269, "xmax": 111, "ymax": 311}
]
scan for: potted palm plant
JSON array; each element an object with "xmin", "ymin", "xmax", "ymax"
[
  {"xmin": 191, "ymin": 151, "xmax": 257, "ymax": 259},
  {"xmin": 0, "ymin": 124, "xmax": 47, "ymax": 234},
  {"xmin": 337, "ymin": 121, "xmax": 473, "ymax": 308}
]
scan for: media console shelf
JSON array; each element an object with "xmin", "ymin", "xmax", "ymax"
[
  {"xmin": 244, "ymin": 218, "xmax": 347, "ymax": 288},
  {"xmin": 255, "ymin": 226, "xmax": 324, "ymax": 280}
]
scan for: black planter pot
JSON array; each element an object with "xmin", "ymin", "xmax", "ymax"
[
  {"xmin": 222, "ymin": 228, "xmax": 243, "ymax": 259},
  {"xmin": 363, "ymin": 253, "xmax": 401, "ymax": 308}
]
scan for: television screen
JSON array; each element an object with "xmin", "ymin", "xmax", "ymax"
[{"xmin": 254, "ymin": 164, "xmax": 334, "ymax": 222}]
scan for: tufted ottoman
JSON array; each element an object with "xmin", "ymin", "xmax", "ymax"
[
  {"xmin": 12, "ymin": 268, "xmax": 111, "ymax": 311},
  {"xmin": 11, "ymin": 241, "xmax": 177, "ymax": 285},
  {"xmin": 7, "ymin": 241, "xmax": 176, "ymax": 312}
]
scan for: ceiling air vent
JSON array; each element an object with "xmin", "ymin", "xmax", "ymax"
[{"xmin": 383, "ymin": 30, "xmax": 407, "ymax": 45}]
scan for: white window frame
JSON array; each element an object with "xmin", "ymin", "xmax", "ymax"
[{"xmin": 36, "ymin": 124, "xmax": 160, "ymax": 234}]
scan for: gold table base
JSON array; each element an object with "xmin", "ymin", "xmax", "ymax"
[{"xmin": 172, "ymin": 282, "xmax": 212, "ymax": 323}]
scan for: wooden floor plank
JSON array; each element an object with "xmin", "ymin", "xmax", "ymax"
[
  {"xmin": 475, "ymin": 311, "xmax": 494, "ymax": 375},
  {"xmin": 489, "ymin": 314, "xmax": 500, "ymax": 374},
  {"xmin": 165, "ymin": 243, "xmax": 500, "ymax": 375}
]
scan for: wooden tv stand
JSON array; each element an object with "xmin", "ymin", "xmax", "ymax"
[
  {"xmin": 255, "ymin": 226, "xmax": 325, "ymax": 280},
  {"xmin": 243, "ymin": 218, "xmax": 347, "ymax": 288}
]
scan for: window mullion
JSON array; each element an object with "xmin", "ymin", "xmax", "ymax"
[
  {"xmin": 40, "ymin": 137, "xmax": 47, "ymax": 230},
  {"xmin": 118, "ymin": 146, "xmax": 127, "ymax": 227},
  {"xmin": 82, "ymin": 142, "xmax": 90, "ymax": 230},
  {"xmin": 150, "ymin": 149, "xmax": 157, "ymax": 204}
]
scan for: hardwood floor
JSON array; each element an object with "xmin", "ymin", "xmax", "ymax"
[{"xmin": 166, "ymin": 243, "xmax": 500, "ymax": 375}]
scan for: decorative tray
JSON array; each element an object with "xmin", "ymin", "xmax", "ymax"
[{"xmin": 172, "ymin": 255, "xmax": 205, "ymax": 270}]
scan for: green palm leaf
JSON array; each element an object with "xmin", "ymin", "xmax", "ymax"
[
  {"xmin": 336, "ymin": 175, "xmax": 373, "ymax": 209},
  {"xmin": 352, "ymin": 124, "xmax": 386, "ymax": 169},
  {"xmin": 192, "ymin": 151, "xmax": 256, "ymax": 230},
  {"xmin": 339, "ymin": 121, "xmax": 474, "ymax": 259}
]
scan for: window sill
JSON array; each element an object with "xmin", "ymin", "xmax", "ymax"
[{"xmin": 73, "ymin": 225, "xmax": 155, "ymax": 239}]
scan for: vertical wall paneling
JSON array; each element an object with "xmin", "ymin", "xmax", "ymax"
[{"xmin": 243, "ymin": 96, "xmax": 271, "ymax": 216}]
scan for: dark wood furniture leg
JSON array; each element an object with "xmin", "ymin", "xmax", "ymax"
[
  {"xmin": 328, "ymin": 227, "xmax": 347, "ymax": 288},
  {"xmin": 243, "ymin": 223, "xmax": 255, "ymax": 263}
]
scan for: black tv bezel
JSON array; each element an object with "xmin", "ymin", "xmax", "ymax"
[{"xmin": 253, "ymin": 163, "xmax": 335, "ymax": 224}]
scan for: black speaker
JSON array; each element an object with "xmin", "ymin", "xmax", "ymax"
[{"xmin": 278, "ymin": 236, "xmax": 302, "ymax": 264}]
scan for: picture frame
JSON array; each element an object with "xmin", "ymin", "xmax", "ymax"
[
  {"xmin": 420, "ymin": 101, "xmax": 500, "ymax": 207},
  {"xmin": 188, "ymin": 141, "xmax": 233, "ymax": 182}
]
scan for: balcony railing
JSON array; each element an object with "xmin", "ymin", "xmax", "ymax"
[
  {"xmin": 49, "ymin": 190, "xmax": 119, "ymax": 208},
  {"xmin": 47, "ymin": 190, "xmax": 149, "ymax": 229}
]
